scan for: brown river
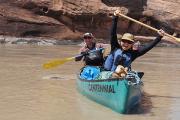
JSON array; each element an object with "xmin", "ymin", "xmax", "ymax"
[{"xmin": 0, "ymin": 44, "xmax": 179, "ymax": 120}]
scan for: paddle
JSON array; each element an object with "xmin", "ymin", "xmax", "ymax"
[
  {"xmin": 117, "ymin": 12, "xmax": 180, "ymax": 42},
  {"xmin": 43, "ymin": 48, "xmax": 104, "ymax": 69},
  {"xmin": 43, "ymin": 56, "xmax": 79, "ymax": 69}
]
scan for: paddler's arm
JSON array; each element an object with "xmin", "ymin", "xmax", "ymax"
[
  {"xmin": 110, "ymin": 11, "xmax": 119, "ymax": 52},
  {"xmin": 75, "ymin": 55, "xmax": 83, "ymax": 61},
  {"xmin": 75, "ymin": 52, "xmax": 89, "ymax": 61},
  {"xmin": 137, "ymin": 29, "xmax": 165, "ymax": 56},
  {"xmin": 75, "ymin": 45, "xmax": 89, "ymax": 61}
]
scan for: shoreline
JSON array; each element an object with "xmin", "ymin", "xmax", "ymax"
[
  {"xmin": 0, "ymin": 35, "xmax": 179, "ymax": 47},
  {"xmin": 0, "ymin": 35, "xmax": 82, "ymax": 46}
]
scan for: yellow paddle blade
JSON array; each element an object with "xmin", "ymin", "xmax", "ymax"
[{"xmin": 43, "ymin": 57, "xmax": 75, "ymax": 69}]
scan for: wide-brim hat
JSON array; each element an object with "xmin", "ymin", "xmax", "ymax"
[{"xmin": 121, "ymin": 33, "xmax": 134, "ymax": 42}]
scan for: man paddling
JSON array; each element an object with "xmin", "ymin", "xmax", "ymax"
[{"xmin": 75, "ymin": 33, "xmax": 107, "ymax": 66}]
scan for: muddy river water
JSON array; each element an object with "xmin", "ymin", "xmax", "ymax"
[{"xmin": 0, "ymin": 45, "xmax": 179, "ymax": 120}]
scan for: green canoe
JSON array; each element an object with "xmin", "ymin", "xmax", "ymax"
[{"xmin": 76, "ymin": 69, "xmax": 144, "ymax": 114}]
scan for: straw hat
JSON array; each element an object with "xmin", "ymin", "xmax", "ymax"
[
  {"xmin": 115, "ymin": 65, "xmax": 128, "ymax": 77},
  {"xmin": 121, "ymin": 33, "xmax": 134, "ymax": 42}
]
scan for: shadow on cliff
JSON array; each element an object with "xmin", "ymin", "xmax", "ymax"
[{"xmin": 102, "ymin": 0, "xmax": 147, "ymax": 12}]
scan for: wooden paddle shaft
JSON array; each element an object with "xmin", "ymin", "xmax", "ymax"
[{"xmin": 118, "ymin": 13, "xmax": 180, "ymax": 42}]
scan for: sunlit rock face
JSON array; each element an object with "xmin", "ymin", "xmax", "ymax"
[{"xmin": 0, "ymin": 0, "xmax": 179, "ymax": 41}]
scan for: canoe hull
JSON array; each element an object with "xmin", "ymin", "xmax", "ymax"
[{"xmin": 76, "ymin": 73, "xmax": 143, "ymax": 114}]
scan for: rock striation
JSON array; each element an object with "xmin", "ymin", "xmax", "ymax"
[{"xmin": 0, "ymin": 0, "xmax": 179, "ymax": 44}]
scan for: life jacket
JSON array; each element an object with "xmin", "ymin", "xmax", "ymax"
[
  {"xmin": 84, "ymin": 43, "xmax": 104, "ymax": 66},
  {"xmin": 104, "ymin": 48, "xmax": 132, "ymax": 71},
  {"xmin": 84, "ymin": 48, "xmax": 104, "ymax": 66}
]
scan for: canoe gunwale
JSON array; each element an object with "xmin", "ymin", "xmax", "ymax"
[
  {"xmin": 77, "ymin": 76, "xmax": 126, "ymax": 82},
  {"xmin": 77, "ymin": 69, "xmax": 144, "ymax": 83}
]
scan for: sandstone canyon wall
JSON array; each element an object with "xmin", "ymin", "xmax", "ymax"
[{"xmin": 0, "ymin": 0, "xmax": 179, "ymax": 43}]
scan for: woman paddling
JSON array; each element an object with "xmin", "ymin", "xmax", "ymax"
[{"xmin": 104, "ymin": 10, "xmax": 165, "ymax": 73}]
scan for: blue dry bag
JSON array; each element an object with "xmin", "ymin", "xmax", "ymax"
[{"xmin": 80, "ymin": 66, "xmax": 101, "ymax": 80}]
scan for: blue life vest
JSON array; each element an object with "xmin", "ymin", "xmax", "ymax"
[
  {"xmin": 80, "ymin": 66, "xmax": 101, "ymax": 80},
  {"xmin": 104, "ymin": 49, "xmax": 132, "ymax": 71}
]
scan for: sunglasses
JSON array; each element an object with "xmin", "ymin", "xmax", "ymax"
[
  {"xmin": 84, "ymin": 36, "xmax": 92, "ymax": 39},
  {"xmin": 121, "ymin": 40, "xmax": 134, "ymax": 44}
]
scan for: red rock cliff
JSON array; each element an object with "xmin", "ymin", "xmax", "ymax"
[{"xmin": 0, "ymin": 0, "xmax": 179, "ymax": 42}]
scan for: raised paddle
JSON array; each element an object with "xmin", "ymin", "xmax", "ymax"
[
  {"xmin": 117, "ymin": 12, "xmax": 180, "ymax": 42},
  {"xmin": 43, "ymin": 48, "xmax": 104, "ymax": 69}
]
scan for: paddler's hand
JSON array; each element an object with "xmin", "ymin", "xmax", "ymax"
[
  {"xmin": 114, "ymin": 10, "xmax": 121, "ymax": 16},
  {"xmin": 75, "ymin": 55, "xmax": 83, "ymax": 61},
  {"xmin": 81, "ymin": 51, "xmax": 89, "ymax": 56},
  {"xmin": 75, "ymin": 51, "xmax": 89, "ymax": 61},
  {"xmin": 157, "ymin": 29, "xmax": 166, "ymax": 37}
]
